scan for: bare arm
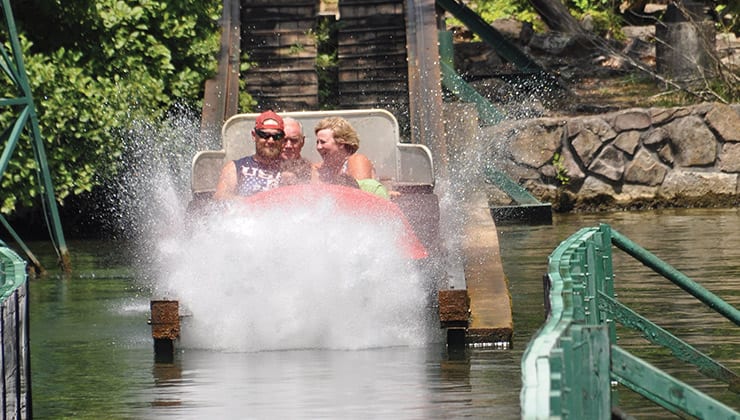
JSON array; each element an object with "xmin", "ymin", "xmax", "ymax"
[
  {"xmin": 346, "ymin": 154, "xmax": 375, "ymax": 180},
  {"xmin": 213, "ymin": 161, "xmax": 238, "ymax": 200}
]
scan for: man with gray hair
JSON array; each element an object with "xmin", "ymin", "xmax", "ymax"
[{"xmin": 279, "ymin": 117, "xmax": 313, "ymax": 185}]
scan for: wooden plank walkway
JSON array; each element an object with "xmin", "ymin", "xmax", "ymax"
[{"xmin": 463, "ymin": 193, "xmax": 514, "ymax": 345}]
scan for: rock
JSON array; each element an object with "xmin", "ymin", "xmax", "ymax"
[
  {"xmin": 650, "ymin": 106, "xmax": 691, "ymax": 125},
  {"xmin": 664, "ymin": 116, "xmax": 717, "ymax": 166},
  {"xmin": 658, "ymin": 143, "xmax": 674, "ymax": 164},
  {"xmin": 659, "ymin": 170, "xmax": 737, "ymax": 198},
  {"xmin": 454, "ymin": 42, "xmax": 505, "ymax": 78},
  {"xmin": 486, "ymin": 103, "xmax": 740, "ymax": 212},
  {"xmin": 716, "ymin": 32, "xmax": 739, "ymax": 71},
  {"xmin": 618, "ymin": 184, "xmax": 660, "ymax": 204},
  {"xmin": 571, "ymin": 128, "xmax": 603, "ymax": 167},
  {"xmin": 622, "ymin": 25, "xmax": 656, "ymax": 40},
  {"xmin": 575, "ymin": 116, "xmax": 618, "ymax": 139},
  {"xmin": 705, "ymin": 103, "xmax": 740, "ymax": 142},
  {"xmin": 528, "ymin": 32, "xmax": 596, "ymax": 58},
  {"xmin": 643, "ymin": 127, "xmax": 668, "ymax": 147},
  {"xmin": 692, "ymin": 102, "xmax": 715, "ymax": 116},
  {"xmin": 655, "ymin": 20, "xmax": 717, "ymax": 83},
  {"xmin": 622, "ymin": 37, "xmax": 656, "ymax": 66},
  {"xmin": 719, "ymin": 143, "xmax": 740, "ymax": 172},
  {"xmin": 614, "ymin": 130, "xmax": 641, "ymax": 155},
  {"xmin": 588, "ymin": 145, "xmax": 625, "ymax": 181},
  {"xmin": 624, "ymin": 148, "xmax": 668, "ymax": 185},
  {"xmin": 577, "ymin": 176, "xmax": 616, "ymax": 202},
  {"xmin": 568, "ymin": 117, "xmax": 616, "ymax": 167},
  {"xmin": 508, "ymin": 122, "xmax": 563, "ymax": 168},
  {"xmin": 611, "ymin": 109, "xmax": 652, "ymax": 131},
  {"xmin": 560, "ymin": 145, "xmax": 585, "ymax": 184},
  {"xmin": 491, "ymin": 18, "xmax": 525, "ymax": 42}
]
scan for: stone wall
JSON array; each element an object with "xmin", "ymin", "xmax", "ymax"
[{"xmin": 484, "ymin": 102, "xmax": 740, "ymax": 211}]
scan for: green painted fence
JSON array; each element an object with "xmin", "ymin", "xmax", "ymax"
[
  {"xmin": 521, "ymin": 223, "xmax": 740, "ymax": 419},
  {"xmin": 0, "ymin": 241, "xmax": 30, "ymax": 419}
]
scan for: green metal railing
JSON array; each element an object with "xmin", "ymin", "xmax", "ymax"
[
  {"xmin": 436, "ymin": 23, "xmax": 551, "ymax": 218},
  {"xmin": 521, "ymin": 224, "xmax": 740, "ymax": 419},
  {"xmin": 0, "ymin": 0, "xmax": 70, "ymax": 273},
  {"xmin": 0, "ymin": 240, "xmax": 31, "ymax": 418},
  {"xmin": 435, "ymin": 0, "xmax": 543, "ymax": 75}
]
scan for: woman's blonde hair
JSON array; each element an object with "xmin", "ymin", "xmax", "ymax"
[{"xmin": 314, "ymin": 116, "xmax": 360, "ymax": 154}]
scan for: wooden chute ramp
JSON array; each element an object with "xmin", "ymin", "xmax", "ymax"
[
  {"xmin": 439, "ymin": 191, "xmax": 514, "ymax": 348},
  {"xmin": 463, "ymin": 196, "xmax": 514, "ymax": 346}
]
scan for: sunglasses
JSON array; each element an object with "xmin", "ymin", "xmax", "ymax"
[{"xmin": 255, "ymin": 129, "xmax": 285, "ymax": 141}]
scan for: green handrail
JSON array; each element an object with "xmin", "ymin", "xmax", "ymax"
[
  {"xmin": 0, "ymin": 240, "xmax": 26, "ymax": 298},
  {"xmin": 611, "ymin": 228, "xmax": 740, "ymax": 326},
  {"xmin": 521, "ymin": 224, "xmax": 740, "ymax": 418}
]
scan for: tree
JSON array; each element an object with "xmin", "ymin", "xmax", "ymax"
[
  {"xmin": 528, "ymin": 0, "xmax": 584, "ymax": 33},
  {"xmin": 1, "ymin": 0, "xmax": 221, "ymax": 214}
]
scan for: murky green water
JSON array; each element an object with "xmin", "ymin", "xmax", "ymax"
[{"xmin": 26, "ymin": 208, "xmax": 740, "ymax": 419}]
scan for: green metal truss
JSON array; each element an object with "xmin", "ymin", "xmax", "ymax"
[{"xmin": 0, "ymin": 0, "xmax": 70, "ymax": 273}]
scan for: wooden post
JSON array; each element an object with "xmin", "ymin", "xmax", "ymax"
[
  {"xmin": 405, "ymin": 0, "xmax": 448, "ymax": 181},
  {"xmin": 438, "ymin": 289, "xmax": 470, "ymax": 328},
  {"xmin": 150, "ymin": 300, "xmax": 180, "ymax": 361},
  {"xmin": 201, "ymin": 0, "xmax": 240, "ymax": 142}
]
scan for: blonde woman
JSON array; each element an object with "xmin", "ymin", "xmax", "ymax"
[{"xmin": 313, "ymin": 116, "xmax": 389, "ymax": 198}]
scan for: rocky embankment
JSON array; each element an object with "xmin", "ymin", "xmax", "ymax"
[
  {"xmin": 450, "ymin": 13, "xmax": 739, "ymax": 211},
  {"xmin": 485, "ymin": 102, "xmax": 740, "ymax": 211}
]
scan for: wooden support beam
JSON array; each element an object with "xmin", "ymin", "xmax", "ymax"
[{"xmin": 150, "ymin": 300, "xmax": 180, "ymax": 341}]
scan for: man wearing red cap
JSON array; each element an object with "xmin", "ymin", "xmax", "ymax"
[{"xmin": 214, "ymin": 110, "xmax": 286, "ymax": 199}]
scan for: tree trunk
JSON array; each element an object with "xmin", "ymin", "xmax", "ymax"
[{"xmin": 528, "ymin": 0, "xmax": 583, "ymax": 33}]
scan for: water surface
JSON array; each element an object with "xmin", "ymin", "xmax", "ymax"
[{"xmin": 27, "ymin": 207, "xmax": 740, "ymax": 418}]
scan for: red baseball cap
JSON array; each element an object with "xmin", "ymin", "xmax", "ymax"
[{"xmin": 255, "ymin": 110, "xmax": 284, "ymax": 131}]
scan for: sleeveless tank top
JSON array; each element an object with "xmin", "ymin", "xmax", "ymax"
[{"xmin": 234, "ymin": 155, "xmax": 281, "ymax": 196}]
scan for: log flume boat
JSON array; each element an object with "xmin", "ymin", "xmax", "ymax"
[{"xmin": 148, "ymin": 109, "xmax": 471, "ymax": 359}]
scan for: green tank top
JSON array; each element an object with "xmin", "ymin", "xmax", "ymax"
[{"xmin": 357, "ymin": 179, "xmax": 390, "ymax": 199}]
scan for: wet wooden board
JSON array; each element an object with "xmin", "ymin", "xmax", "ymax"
[{"xmin": 463, "ymin": 196, "xmax": 514, "ymax": 345}]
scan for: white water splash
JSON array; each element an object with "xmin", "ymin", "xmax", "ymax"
[
  {"xmin": 113, "ymin": 110, "xmax": 445, "ymax": 352},
  {"xmin": 153, "ymin": 198, "xmax": 438, "ymax": 351}
]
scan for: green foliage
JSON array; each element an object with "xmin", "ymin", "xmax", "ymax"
[
  {"xmin": 451, "ymin": 0, "xmax": 625, "ymax": 36},
  {"xmin": 239, "ymin": 53, "xmax": 257, "ymax": 112},
  {"xmin": 288, "ymin": 43, "xmax": 305, "ymax": 55},
  {"xmin": 458, "ymin": 0, "xmax": 544, "ymax": 32},
  {"xmin": 568, "ymin": 0, "xmax": 611, "ymax": 15},
  {"xmin": 1, "ymin": 0, "xmax": 221, "ymax": 214},
  {"xmin": 715, "ymin": 2, "xmax": 740, "ymax": 34},
  {"xmin": 313, "ymin": 18, "xmax": 340, "ymax": 109},
  {"xmin": 552, "ymin": 152, "xmax": 570, "ymax": 186},
  {"xmin": 568, "ymin": 0, "xmax": 623, "ymax": 37}
]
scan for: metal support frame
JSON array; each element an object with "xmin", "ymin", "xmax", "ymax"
[
  {"xmin": 0, "ymin": 0, "xmax": 70, "ymax": 273},
  {"xmin": 435, "ymin": 0, "xmax": 544, "ymax": 74}
]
